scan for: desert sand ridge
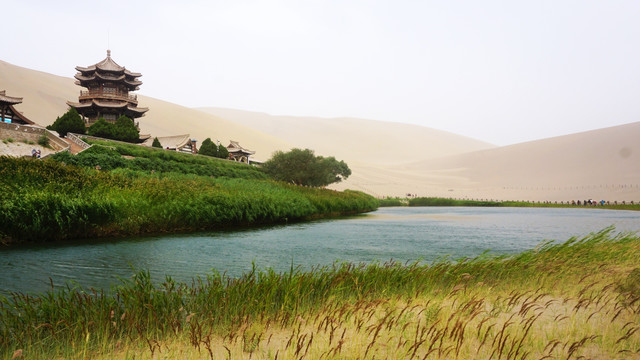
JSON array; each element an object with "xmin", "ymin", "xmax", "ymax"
[
  {"xmin": 1, "ymin": 59, "xmax": 638, "ymax": 201},
  {"xmin": 197, "ymin": 107, "xmax": 496, "ymax": 166},
  {"xmin": 330, "ymin": 122, "xmax": 640, "ymax": 201}
]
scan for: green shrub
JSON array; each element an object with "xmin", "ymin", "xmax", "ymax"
[
  {"xmin": 37, "ymin": 134, "xmax": 50, "ymax": 148},
  {"xmin": 47, "ymin": 108, "xmax": 86, "ymax": 137},
  {"xmin": 198, "ymin": 137, "xmax": 217, "ymax": 156},
  {"xmin": 87, "ymin": 116, "xmax": 139, "ymax": 143}
]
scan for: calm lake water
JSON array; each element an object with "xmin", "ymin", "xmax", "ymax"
[{"xmin": 1, "ymin": 207, "xmax": 639, "ymax": 295}]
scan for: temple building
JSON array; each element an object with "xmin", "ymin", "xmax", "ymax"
[
  {"xmin": 227, "ymin": 140, "xmax": 255, "ymax": 163},
  {"xmin": 141, "ymin": 134, "xmax": 198, "ymax": 154},
  {"xmin": 0, "ymin": 90, "xmax": 36, "ymax": 125},
  {"xmin": 67, "ymin": 50, "xmax": 148, "ymax": 126}
]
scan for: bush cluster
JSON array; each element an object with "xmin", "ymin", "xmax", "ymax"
[
  {"xmin": 52, "ymin": 140, "xmax": 267, "ymax": 179},
  {"xmin": 198, "ymin": 138, "xmax": 229, "ymax": 159},
  {"xmin": 46, "ymin": 108, "xmax": 86, "ymax": 137},
  {"xmin": 87, "ymin": 116, "xmax": 139, "ymax": 142}
]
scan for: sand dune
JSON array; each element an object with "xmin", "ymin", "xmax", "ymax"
[
  {"xmin": 2, "ymin": 59, "xmax": 638, "ymax": 202},
  {"xmin": 328, "ymin": 122, "xmax": 640, "ymax": 201},
  {"xmin": 197, "ymin": 107, "xmax": 495, "ymax": 166}
]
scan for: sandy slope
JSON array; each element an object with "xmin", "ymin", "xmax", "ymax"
[
  {"xmin": 2, "ymin": 59, "xmax": 638, "ymax": 201},
  {"xmin": 327, "ymin": 122, "xmax": 640, "ymax": 201},
  {"xmin": 197, "ymin": 107, "xmax": 495, "ymax": 165}
]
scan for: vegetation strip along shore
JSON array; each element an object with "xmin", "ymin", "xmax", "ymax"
[
  {"xmin": 379, "ymin": 196, "xmax": 640, "ymax": 210},
  {"xmin": 1, "ymin": 228, "xmax": 639, "ymax": 358},
  {"xmin": 0, "ymin": 151, "xmax": 377, "ymax": 244}
]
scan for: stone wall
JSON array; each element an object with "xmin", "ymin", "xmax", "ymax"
[{"xmin": 0, "ymin": 122, "xmax": 68, "ymax": 151}]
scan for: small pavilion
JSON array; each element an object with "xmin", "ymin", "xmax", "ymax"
[
  {"xmin": 227, "ymin": 140, "xmax": 255, "ymax": 163},
  {"xmin": 141, "ymin": 134, "xmax": 198, "ymax": 154},
  {"xmin": 0, "ymin": 90, "xmax": 36, "ymax": 125},
  {"xmin": 67, "ymin": 50, "xmax": 149, "ymax": 126}
]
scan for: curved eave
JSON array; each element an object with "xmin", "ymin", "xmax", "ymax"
[
  {"xmin": 124, "ymin": 79, "xmax": 143, "ymax": 87},
  {"xmin": 228, "ymin": 149, "xmax": 256, "ymax": 155},
  {"xmin": 0, "ymin": 95, "xmax": 23, "ymax": 105},
  {"xmin": 127, "ymin": 105, "xmax": 149, "ymax": 114},
  {"xmin": 67, "ymin": 100, "xmax": 92, "ymax": 108},
  {"xmin": 75, "ymin": 72, "xmax": 127, "ymax": 82},
  {"xmin": 125, "ymin": 70, "xmax": 142, "ymax": 77},
  {"xmin": 68, "ymin": 101, "xmax": 149, "ymax": 118},
  {"xmin": 69, "ymin": 100, "xmax": 128, "ymax": 109},
  {"xmin": 75, "ymin": 65, "xmax": 96, "ymax": 73}
]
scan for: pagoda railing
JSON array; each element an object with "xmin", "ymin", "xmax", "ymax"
[{"xmin": 79, "ymin": 90, "xmax": 137, "ymax": 103}]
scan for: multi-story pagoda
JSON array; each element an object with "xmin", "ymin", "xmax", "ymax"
[{"xmin": 67, "ymin": 50, "xmax": 148, "ymax": 126}]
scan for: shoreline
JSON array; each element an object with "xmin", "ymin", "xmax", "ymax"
[{"xmin": 379, "ymin": 196, "xmax": 640, "ymax": 211}]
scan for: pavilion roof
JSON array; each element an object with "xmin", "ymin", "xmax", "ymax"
[
  {"xmin": 142, "ymin": 134, "xmax": 191, "ymax": 149},
  {"xmin": 227, "ymin": 140, "xmax": 255, "ymax": 155},
  {"xmin": 0, "ymin": 90, "xmax": 23, "ymax": 105},
  {"xmin": 75, "ymin": 50, "xmax": 142, "ymax": 78}
]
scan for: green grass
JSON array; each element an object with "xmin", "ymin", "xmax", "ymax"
[
  {"xmin": 0, "ymin": 156, "xmax": 378, "ymax": 243},
  {"xmin": 383, "ymin": 197, "xmax": 640, "ymax": 211},
  {"xmin": 52, "ymin": 140, "xmax": 268, "ymax": 180},
  {"xmin": 378, "ymin": 197, "xmax": 407, "ymax": 207},
  {"xmin": 1, "ymin": 228, "xmax": 639, "ymax": 359}
]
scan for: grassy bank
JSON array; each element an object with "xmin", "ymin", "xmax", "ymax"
[
  {"xmin": 1, "ymin": 228, "xmax": 639, "ymax": 359},
  {"xmin": 52, "ymin": 140, "xmax": 268, "ymax": 179},
  {"xmin": 378, "ymin": 196, "xmax": 640, "ymax": 211},
  {"xmin": 0, "ymin": 156, "xmax": 378, "ymax": 244}
]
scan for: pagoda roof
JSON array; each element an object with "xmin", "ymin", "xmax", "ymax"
[
  {"xmin": 75, "ymin": 50, "xmax": 142, "ymax": 77},
  {"xmin": 74, "ymin": 72, "xmax": 142, "ymax": 90},
  {"xmin": 75, "ymin": 72, "xmax": 126, "ymax": 82},
  {"xmin": 67, "ymin": 100, "xmax": 149, "ymax": 115},
  {"xmin": 0, "ymin": 90, "xmax": 23, "ymax": 105}
]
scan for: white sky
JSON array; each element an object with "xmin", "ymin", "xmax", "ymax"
[{"xmin": 4, "ymin": 0, "xmax": 640, "ymax": 145}]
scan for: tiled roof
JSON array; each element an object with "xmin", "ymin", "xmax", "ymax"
[
  {"xmin": 0, "ymin": 90, "xmax": 23, "ymax": 105},
  {"xmin": 142, "ymin": 134, "xmax": 191, "ymax": 149},
  {"xmin": 75, "ymin": 50, "xmax": 142, "ymax": 79},
  {"xmin": 67, "ymin": 100, "xmax": 149, "ymax": 115},
  {"xmin": 227, "ymin": 140, "xmax": 255, "ymax": 155}
]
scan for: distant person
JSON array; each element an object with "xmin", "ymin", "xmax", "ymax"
[
  {"xmin": 36, "ymin": 150, "xmax": 41, "ymax": 159},
  {"xmin": 31, "ymin": 149, "xmax": 37, "ymax": 158}
]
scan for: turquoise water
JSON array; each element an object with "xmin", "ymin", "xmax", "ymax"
[{"xmin": 1, "ymin": 206, "xmax": 639, "ymax": 295}]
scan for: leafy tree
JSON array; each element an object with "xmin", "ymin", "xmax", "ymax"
[
  {"xmin": 198, "ymin": 138, "xmax": 217, "ymax": 157},
  {"xmin": 87, "ymin": 116, "xmax": 140, "ymax": 143},
  {"xmin": 152, "ymin": 137, "xmax": 162, "ymax": 148},
  {"xmin": 87, "ymin": 118, "xmax": 114, "ymax": 139},
  {"xmin": 47, "ymin": 108, "xmax": 86, "ymax": 137},
  {"xmin": 217, "ymin": 143, "xmax": 229, "ymax": 159},
  {"xmin": 262, "ymin": 148, "xmax": 351, "ymax": 187},
  {"xmin": 113, "ymin": 116, "xmax": 139, "ymax": 142}
]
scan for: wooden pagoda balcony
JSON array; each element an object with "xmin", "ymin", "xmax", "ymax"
[{"xmin": 79, "ymin": 90, "xmax": 138, "ymax": 104}]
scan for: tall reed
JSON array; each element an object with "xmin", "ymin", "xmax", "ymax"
[{"xmin": 1, "ymin": 228, "xmax": 639, "ymax": 358}]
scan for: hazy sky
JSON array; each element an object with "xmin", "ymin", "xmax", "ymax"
[{"xmin": 5, "ymin": 0, "xmax": 640, "ymax": 145}]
